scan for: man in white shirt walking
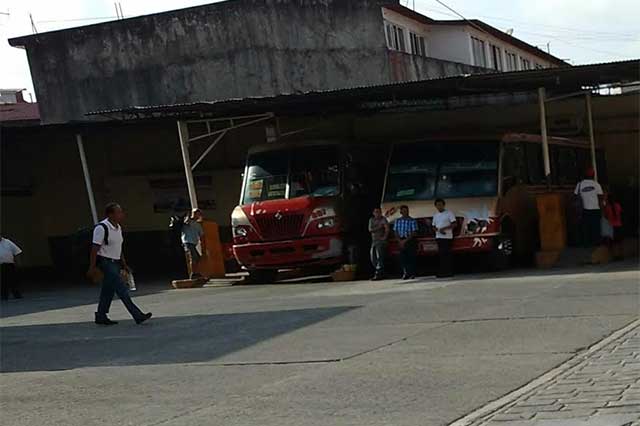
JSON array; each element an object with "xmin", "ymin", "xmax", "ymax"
[
  {"xmin": 0, "ymin": 235, "xmax": 23, "ymax": 300},
  {"xmin": 432, "ymin": 199, "xmax": 456, "ymax": 278},
  {"xmin": 574, "ymin": 168, "xmax": 604, "ymax": 247},
  {"xmin": 88, "ymin": 203, "xmax": 152, "ymax": 326}
]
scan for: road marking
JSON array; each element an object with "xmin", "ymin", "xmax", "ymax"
[{"xmin": 448, "ymin": 317, "xmax": 640, "ymax": 426}]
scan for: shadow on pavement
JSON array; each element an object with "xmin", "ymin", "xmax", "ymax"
[
  {"xmin": 0, "ymin": 282, "xmax": 170, "ymax": 320},
  {"xmin": 0, "ymin": 306, "xmax": 358, "ymax": 373}
]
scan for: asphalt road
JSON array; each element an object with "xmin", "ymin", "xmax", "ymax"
[{"xmin": 1, "ymin": 262, "xmax": 638, "ymax": 426}]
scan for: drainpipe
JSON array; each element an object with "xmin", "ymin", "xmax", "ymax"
[
  {"xmin": 585, "ymin": 92, "xmax": 599, "ymax": 181},
  {"xmin": 177, "ymin": 120, "xmax": 199, "ymax": 209},
  {"xmin": 76, "ymin": 134, "xmax": 98, "ymax": 223},
  {"xmin": 538, "ymin": 87, "xmax": 552, "ymax": 189}
]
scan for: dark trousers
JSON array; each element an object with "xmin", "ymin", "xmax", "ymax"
[
  {"xmin": 399, "ymin": 240, "xmax": 417, "ymax": 277},
  {"xmin": 436, "ymin": 239, "xmax": 454, "ymax": 278},
  {"xmin": 1, "ymin": 263, "xmax": 22, "ymax": 300},
  {"xmin": 582, "ymin": 209, "xmax": 602, "ymax": 248},
  {"xmin": 96, "ymin": 257, "xmax": 144, "ymax": 320},
  {"xmin": 370, "ymin": 240, "xmax": 387, "ymax": 275}
]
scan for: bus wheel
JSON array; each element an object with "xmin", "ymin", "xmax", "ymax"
[
  {"xmin": 248, "ymin": 269, "xmax": 278, "ymax": 284},
  {"xmin": 489, "ymin": 235, "xmax": 514, "ymax": 271}
]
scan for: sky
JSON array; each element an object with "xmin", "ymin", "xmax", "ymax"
[{"xmin": 1, "ymin": 0, "xmax": 638, "ymax": 100}]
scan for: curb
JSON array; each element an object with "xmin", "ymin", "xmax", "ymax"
[{"xmin": 448, "ymin": 317, "xmax": 640, "ymax": 426}]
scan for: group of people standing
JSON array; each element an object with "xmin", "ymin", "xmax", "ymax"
[
  {"xmin": 368, "ymin": 199, "xmax": 457, "ymax": 281},
  {"xmin": 368, "ymin": 167, "xmax": 625, "ymax": 281}
]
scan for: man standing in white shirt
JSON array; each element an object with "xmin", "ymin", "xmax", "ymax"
[
  {"xmin": 574, "ymin": 168, "xmax": 604, "ymax": 247},
  {"xmin": 0, "ymin": 235, "xmax": 23, "ymax": 300},
  {"xmin": 88, "ymin": 203, "xmax": 152, "ymax": 326},
  {"xmin": 432, "ymin": 199, "xmax": 456, "ymax": 278}
]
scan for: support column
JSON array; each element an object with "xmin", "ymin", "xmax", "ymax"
[
  {"xmin": 177, "ymin": 120, "xmax": 198, "ymax": 209},
  {"xmin": 76, "ymin": 134, "xmax": 98, "ymax": 223},
  {"xmin": 538, "ymin": 87, "xmax": 552, "ymax": 188},
  {"xmin": 585, "ymin": 92, "xmax": 599, "ymax": 181}
]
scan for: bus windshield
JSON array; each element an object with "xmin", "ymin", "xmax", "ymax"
[
  {"xmin": 243, "ymin": 150, "xmax": 288, "ymax": 204},
  {"xmin": 242, "ymin": 146, "xmax": 340, "ymax": 205},
  {"xmin": 384, "ymin": 142, "xmax": 498, "ymax": 202},
  {"xmin": 290, "ymin": 146, "xmax": 340, "ymax": 198}
]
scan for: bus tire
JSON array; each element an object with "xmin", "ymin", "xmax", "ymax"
[
  {"xmin": 248, "ymin": 269, "xmax": 278, "ymax": 284},
  {"xmin": 489, "ymin": 235, "xmax": 514, "ymax": 271}
]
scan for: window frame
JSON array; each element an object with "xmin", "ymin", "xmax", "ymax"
[
  {"xmin": 505, "ymin": 51, "xmax": 518, "ymax": 71},
  {"xmin": 471, "ymin": 36, "xmax": 487, "ymax": 68},
  {"xmin": 410, "ymin": 32, "xmax": 427, "ymax": 57},
  {"xmin": 490, "ymin": 44, "xmax": 503, "ymax": 71},
  {"xmin": 384, "ymin": 21, "xmax": 408, "ymax": 53}
]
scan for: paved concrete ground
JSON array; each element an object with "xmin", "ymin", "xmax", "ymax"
[
  {"xmin": 1, "ymin": 262, "xmax": 638, "ymax": 426},
  {"xmin": 459, "ymin": 319, "xmax": 640, "ymax": 425}
]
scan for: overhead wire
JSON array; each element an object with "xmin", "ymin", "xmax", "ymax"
[{"xmin": 425, "ymin": 0, "xmax": 636, "ymax": 59}]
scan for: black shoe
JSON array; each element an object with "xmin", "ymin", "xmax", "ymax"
[
  {"xmin": 401, "ymin": 274, "xmax": 409, "ymax": 280},
  {"xmin": 407, "ymin": 275, "xmax": 416, "ymax": 280},
  {"xmin": 95, "ymin": 316, "xmax": 118, "ymax": 325},
  {"xmin": 135, "ymin": 312, "xmax": 153, "ymax": 325},
  {"xmin": 371, "ymin": 274, "xmax": 383, "ymax": 281}
]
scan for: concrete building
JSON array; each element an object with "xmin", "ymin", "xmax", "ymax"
[
  {"xmin": 8, "ymin": 0, "xmax": 565, "ymax": 124},
  {"xmin": 381, "ymin": 5, "xmax": 562, "ymax": 72}
]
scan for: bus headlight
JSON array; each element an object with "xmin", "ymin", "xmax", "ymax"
[
  {"xmin": 467, "ymin": 220, "xmax": 489, "ymax": 234},
  {"xmin": 233, "ymin": 226, "xmax": 249, "ymax": 237},
  {"xmin": 316, "ymin": 218, "xmax": 336, "ymax": 229}
]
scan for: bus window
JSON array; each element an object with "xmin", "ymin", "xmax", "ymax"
[
  {"xmin": 554, "ymin": 146, "xmax": 579, "ymax": 185},
  {"xmin": 525, "ymin": 143, "xmax": 545, "ymax": 185},
  {"xmin": 596, "ymin": 150, "xmax": 608, "ymax": 184},
  {"xmin": 436, "ymin": 143, "xmax": 498, "ymax": 199},
  {"xmin": 384, "ymin": 144, "xmax": 438, "ymax": 201},
  {"xmin": 576, "ymin": 148, "xmax": 590, "ymax": 177},
  {"xmin": 502, "ymin": 142, "xmax": 527, "ymax": 193},
  {"xmin": 243, "ymin": 150, "xmax": 289, "ymax": 204},
  {"xmin": 290, "ymin": 146, "xmax": 340, "ymax": 198}
]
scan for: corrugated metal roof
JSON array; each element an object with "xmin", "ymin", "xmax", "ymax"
[{"xmin": 87, "ymin": 60, "xmax": 640, "ymax": 119}]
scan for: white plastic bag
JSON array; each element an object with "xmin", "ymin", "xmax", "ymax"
[
  {"xmin": 601, "ymin": 217, "xmax": 614, "ymax": 239},
  {"xmin": 127, "ymin": 271, "xmax": 137, "ymax": 291}
]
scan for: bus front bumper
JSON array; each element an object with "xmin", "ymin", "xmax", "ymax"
[
  {"xmin": 233, "ymin": 236, "xmax": 344, "ymax": 270},
  {"xmin": 389, "ymin": 234, "xmax": 499, "ymax": 256}
]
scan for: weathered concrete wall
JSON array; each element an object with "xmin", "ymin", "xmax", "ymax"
[
  {"xmin": 386, "ymin": 50, "xmax": 488, "ymax": 82},
  {"xmin": 12, "ymin": 0, "xmax": 395, "ymax": 124}
]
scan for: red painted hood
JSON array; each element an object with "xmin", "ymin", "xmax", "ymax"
[
  {"xmin": 240, "ymin": 196, "xmax": 337, "ymax": 233},
  {"xmin": 241, "ymin": 196, "xmax": 320, "ymax": 217}
]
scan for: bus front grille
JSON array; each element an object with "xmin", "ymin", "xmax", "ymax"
[{"xmin": 255, "ymin": 214, "xmax": 305, "ymax": 241}]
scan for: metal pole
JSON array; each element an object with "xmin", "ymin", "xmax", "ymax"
[
  {"xmin": 76, "ymin": 134, "xmax": 98, "ymax": 223},
  {"xmin": 585, "ymin": 92, "xmax": 599, "ymax": 181},
  {"xmin": 538, "ymin": 87, "xmax": 552, "ymax": 188},
  {"xmin": 177, "ymin": 120, "xmax": 199, "ymax": 209}
]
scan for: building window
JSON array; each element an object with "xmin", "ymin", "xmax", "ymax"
[
  {"xmin": 505, "ymin": 51, "xmax": 518, "ymax": 71},
  {"xmin": 410, "ymin": 32, "xmax": 427, "ymax": 57},
  {"xmin": 396, "ymin": 27, "xmax": 406, "ymax": 52},
  {"xmin": 490, "ymin": 44, "xmax": 503, "ymax": 71},
  {"xmin": 520, "ymin": 57, "xmax": 532, "ymax": 70},
  {"xmin": 535, "ymin": 63, "xmax": 544, "ymax": 70},
  {"xmin": 471, "ymin": 37, "xmax": 487, "ymax": 68},
  {"xmin": 385, "ymin": 21, "xmax": 407, "ymax": 53}
]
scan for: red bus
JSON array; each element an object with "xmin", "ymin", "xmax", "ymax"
[{"xmin": 231, "ymin": 141, "xmax": 386, "ymax": 282}]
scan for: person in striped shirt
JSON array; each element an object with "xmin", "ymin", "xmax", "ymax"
[{"xmin": 394, "ymin": 205, "xmax": 418, "ymax": 280}]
